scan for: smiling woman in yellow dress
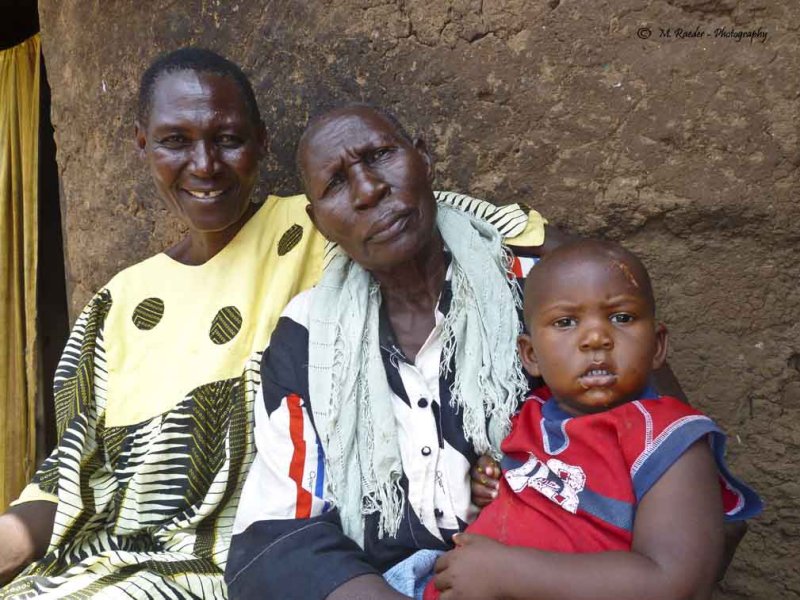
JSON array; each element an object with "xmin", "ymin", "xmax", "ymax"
[{"xmin": 0, "ymin": 48, "xmax": 327, "ymax": 599}]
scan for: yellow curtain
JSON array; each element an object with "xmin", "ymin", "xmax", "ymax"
[{"xmin": 0, "ymin": 34, "xmax": 40, "ymax": 509}]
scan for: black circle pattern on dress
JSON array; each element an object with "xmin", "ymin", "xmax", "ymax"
[
  {"xmin": 132, "ymin": 298, "xmax": 165, "ymax": 330},
  {"xmin": 209, "ymin": 306, "xmax": 243, "ymax": 344},
  {"xmin": 277, "ymin": 224, "xmax": 303, "ymax": 256}
]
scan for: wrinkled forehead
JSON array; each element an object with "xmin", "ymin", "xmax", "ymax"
[{"xmin": 300, "ymin": 110, "xmax": 402, "ymax": 165}]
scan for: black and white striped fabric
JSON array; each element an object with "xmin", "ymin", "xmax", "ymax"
[{"xmin": 3, "ymin": 290, "xmax": 259, "ymax": 599}]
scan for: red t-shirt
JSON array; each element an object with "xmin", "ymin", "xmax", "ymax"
[{"xmin": 424, "ymin": 390, "xmax": 762, "ymax": 599}]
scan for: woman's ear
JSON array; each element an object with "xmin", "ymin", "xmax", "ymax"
[
  {"xmin": 305, "ymin": 202, "xmax": 317, "ymax": 228},
  {"xmin": 651, "ymin": 322, "xmax": 669, "ymax": 370},
  {"xmin": 518, "ymin": 333, "xmax": 541, "ymax": 378},
  {"xmin": 413, "ymin": 137, "xmax": 434, "ymax": 183},
  {"xmin": 134, "ymin": 121, "xmax": 147, "ymax": 159}
]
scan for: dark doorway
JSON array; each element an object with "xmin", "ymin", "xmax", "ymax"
[
  {"xmin": 2, "ymin": 0, "xmax": 69, "ymax": 461},
  {"xmin": 37, "ymin": 54, "xmax": 69, "ymax": 459}
]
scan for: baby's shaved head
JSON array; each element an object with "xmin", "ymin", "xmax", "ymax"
[{"xmin": 524, "ymin": 239, "xmax": 656, "ymax": 328}]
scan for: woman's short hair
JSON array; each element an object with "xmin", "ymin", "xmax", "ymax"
[{"xmin": 137, "ymin": 47, "xmax": 261, "ymax": 126}]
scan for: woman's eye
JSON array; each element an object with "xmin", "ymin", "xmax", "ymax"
[
  {"xmin": 610, "ymin": 313, "xmax": 634, "ymax": 324},
  {"xmin": 217, "ymin": 134, "xmax": 243, "ymax": 148},
  {"xmin": 553, "ymin": 317, "xmax": 577, "ymax": 328},
  {"xmin": 159, "ymin": 135, "xmax": 187, "ymax": 148},
  {"xmin": 322, "ymin": 173, "xmax": 345, "ymax": 197},
  {"xmin": 368, "ymin": 147, "xmax": 393, "ymax": 163}
]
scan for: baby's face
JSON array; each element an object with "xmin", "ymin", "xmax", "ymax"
[{"xmin": 520, "ymin": 254, "xmax": 667, "ymax": 416}]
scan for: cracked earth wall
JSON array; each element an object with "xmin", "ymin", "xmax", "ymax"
[{"xmin": 38, "ymin": 1, "xmax": 799, "ymax": 598}]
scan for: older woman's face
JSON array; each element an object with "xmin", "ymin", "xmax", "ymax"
[
  {"xmin": 135, "ymin": 70, "xmax": 265, "ymax": 234},
  {"xmin": 299, "ymin": 107, "xmax": 437, "ymax": 272}
]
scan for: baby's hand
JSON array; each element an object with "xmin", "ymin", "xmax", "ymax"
[
  {"xmin": 470, "ymin": 454, "xmax": 500, "ymax": 508},
  {"xmin": 433, "ymin": 533, "xmax": 509, "ymax": 600}
]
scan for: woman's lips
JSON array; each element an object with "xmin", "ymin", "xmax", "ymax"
[
  {"xmin": 186, "ymin": 189, "xmax": 225, "ymax": 198},
  {"xmin": 578, "ymin": 368, "xmax": 617, "ymax": 389},
  {"xmin": 182, "ymin": 188, "xmax": 229, "ymax": 203},
  {"xmin": 367, "ymin": 211, "xmax": 412, "ymax": 243}
]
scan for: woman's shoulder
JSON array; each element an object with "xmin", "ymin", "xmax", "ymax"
[
  {"xmin": 101, "ymin": 253, "xmax": 173, "ymax": 294},
  {"xmin": 261, "ymin": 193, "xmax": 312, "ymax": 223}
]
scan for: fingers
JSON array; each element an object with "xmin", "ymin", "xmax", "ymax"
[
  {"xmin": 470, "ymin": 459, "xmax": 500, "ymax": 508},
  {"xmin": 473, "ymin": 455, "xmax": 501, "ymax": 483},
  {"xmin": 471, "ymin": 477, "xmax": 498, "ymax": 505},
  {"xmin": 433, "ymin": 557, "xmax": 453, "ymax": 593},
  {"xmin": 452, "ymin": 532, "xmax": 474, "ymax": 546},
  {"xmin": 434, "ymin": 551, "xmax": 451, "ymax": 574},
  {"xmin": 476, "ymin": 454, "xmax": 501, "ymax": 476},
  {"xmin": 434, "ymin": 572, "xmax": 451, "ymax": 592},
  {"xmin": 470, "ymin": 464, "xmax": 500, "ymax": 488}
]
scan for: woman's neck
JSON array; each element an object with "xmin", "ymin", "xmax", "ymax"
[
  {"xmin": 370, "ymin": 233, "xmax": 447, "ymax": 361},
  {"xmin": 372, "ymin": 233, "xmax": 447, "ymax": 309},
  {"xmin": 166, "ymin": 202, "xmax": 258, "ymax": 266}
]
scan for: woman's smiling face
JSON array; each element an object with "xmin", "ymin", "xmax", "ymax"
[{"xmin": 135, "ymin": 69, "xmax": 265, "ymax": 234}]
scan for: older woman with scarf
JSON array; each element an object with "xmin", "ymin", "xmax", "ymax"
[{"xmin": 225, "ymin": 104, "xmax": 555, "ymax": 599}]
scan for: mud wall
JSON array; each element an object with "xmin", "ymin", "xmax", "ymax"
[{"xmin": 38, "ymin": 1, "xmax": 799, "ymax": 598}]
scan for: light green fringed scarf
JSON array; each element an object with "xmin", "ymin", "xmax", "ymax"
[{"xmin": 307, "ymin": 203, "xmax": 527, "ymax": 546}]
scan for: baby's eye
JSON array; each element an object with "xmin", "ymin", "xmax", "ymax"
[
  {"xmin": 553, "ymin": 317, "xmax": 577, "ymax": 328},
  {"xmin": 610, "ymin": 313, "xmax": 634, "ymax": 324}
]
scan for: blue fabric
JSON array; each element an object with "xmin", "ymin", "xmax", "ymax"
[
  {"xmin": 709, "ymin": 431, "xmax": 764, "ymax": 521},
  {"xmin": 383, "ymin": 550, "xmax": 443, "ymax": 599},
  {"xmin": 225, "ymin": 509, "xmax": 378, "ymax": 600}
]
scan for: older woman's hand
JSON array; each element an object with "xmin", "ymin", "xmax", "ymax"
[
  {"xmin": 470, "ymin": 454, "xmax": 501, "ymax": 508},
  {"xmin": 0, "ymin": 501, "xmax": 56, "ymax": 585}
]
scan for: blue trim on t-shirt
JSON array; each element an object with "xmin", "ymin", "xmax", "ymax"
[
  {"xmin": 630, "ymin": 415, "xmax": 763, "ymax": 522},
  {"xmin": 632, "ymin": 416, "xmax": 720, "ymax": 502},
  {"xmin": 577, "ymin": 488, "xmax": 635, "ymax": 532},
  {"xmin": 540, "ymin": 383, "xmax": 661, "ymax": 455},
  {"xmin": 708, "ymin": 431, "xmax": 763, "ymax": 521}
]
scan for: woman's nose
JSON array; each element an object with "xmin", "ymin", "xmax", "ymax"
[
  {"xmin": 189, "ymin": 141, "xmax": 219, "ymax": 176},
  {"xmin": 352, "ymin": 167, "xmax": 388, "ymax": 209}
]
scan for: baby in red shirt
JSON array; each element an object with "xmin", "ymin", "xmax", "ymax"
[{"xmin": 426, "ymin": 239, "xmax": 761, "ymax": 600}]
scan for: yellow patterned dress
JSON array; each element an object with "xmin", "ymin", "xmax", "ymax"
[
  {"xmin": 3, "ymin": 195, "xmax": 324, "ymax": 599},
  {"xmin": 1, "ymin": 192, "xmax": 543, "ymax": 599}
]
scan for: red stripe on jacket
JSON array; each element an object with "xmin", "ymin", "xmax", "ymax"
[{"xmin": 287, "ymin": 394, "xmax": 313, "ymax": 518}]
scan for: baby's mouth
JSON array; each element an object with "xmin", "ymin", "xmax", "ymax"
[{"xmin": 579, "ymin": 366, "xmax": 617, "ymax": 389}]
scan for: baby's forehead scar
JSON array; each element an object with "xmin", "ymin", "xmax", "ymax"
[{"xmin": 612, "ymin": 259, "xmax": 641, "ymax": 289}]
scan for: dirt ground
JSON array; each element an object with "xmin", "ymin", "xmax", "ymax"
[{"xmin": 38, "ymin": 0, "xmax": 799, "ymax": 597}]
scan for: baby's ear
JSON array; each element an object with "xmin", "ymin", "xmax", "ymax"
[
  {"xmin": 518, "ymin": 334, "xmax": 541, "ymax": 377},
  {"xmin": 651, "ymin": 322, "xmax": 669, "ymax": 370}
]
